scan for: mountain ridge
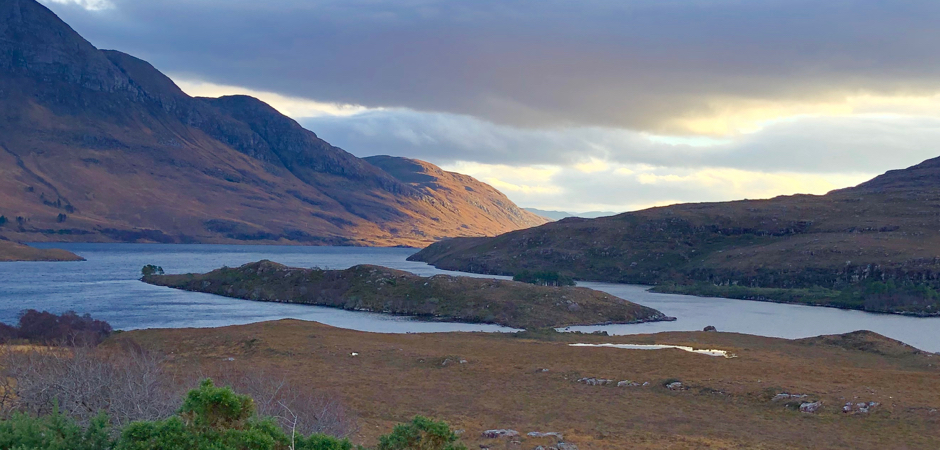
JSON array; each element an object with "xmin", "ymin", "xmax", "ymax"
[
  {"xmin": 411, "ymin": 156, "xmax": 940, "ymax": 314},
  {"xmin": 0, "ymin": 0, "xmax": 546, "ymax": 246}
]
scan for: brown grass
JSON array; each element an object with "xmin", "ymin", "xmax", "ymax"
[{"xmin": 117, "ymin": 320, "xmax": 940, "ymax": 449}]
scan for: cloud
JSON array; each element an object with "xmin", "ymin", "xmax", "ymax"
[
  {"xmin": 43, "ymin": 0, "xmax": 940, "ymax": 134},
  {"xmin": 302, "ymin": 110, "xmax": 940, "ymax": 175},
  {"xmin": 173, "ymin": 77, "xmax": 374, "ymax": 118},
  {"xmin": 41, "ymin": 0, "xmax": 112, "ymax": 11}
]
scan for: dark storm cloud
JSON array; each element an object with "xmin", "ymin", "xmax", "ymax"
[{"xmin": 43, "ymin": 0, "xmax": 940, "ymax": 132}]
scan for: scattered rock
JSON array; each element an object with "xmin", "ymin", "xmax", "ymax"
[
  {"xmin": 535, "ymin": 368, "xmax": 550, "ymax": 373},
  {"xmin": 557, "ymin": 444, "xmax": 579, "ymax": 450},
  {"xmin": 703, "ymin": 325, "xmax": 717, "ymax": 332},
  {"xmin": 577, "ymin": 377, "xmax": 613, "ymax": 386},
  {"xmin": 843, "ymin": 401, "xmax": 879, "ymax": 414},
  {"xmin": 482, "ymin": 429, "xmax": 519, "ymax": 439},
  {"xmin": 772, "ymin": 393, "xmax": 808, "ymax": 401},
  {"xmin": 527, "ymin": 431, "xmax": 563, "ymax": 440},
  {"xmin": 642, "ymin": 382, "xmax": 650, "ymax": 386},
  {"xmin": 666, "ymin": 381, "xmax": 683, "ymax": 390},
  {"xmin": 617, "ymin": 380, "xmax": 639, "ymax": 387},
  {"xmin": 800, "ymin": 401, "xmax": 822, "ymax": 413}
]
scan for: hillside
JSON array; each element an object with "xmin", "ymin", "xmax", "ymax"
[
  {"xmin": 411, "ymin": 155, "xmax": 940, "ymax": 315},
  {"xmin": 0, "ymin": 0, "xmax": 545, "ymax": 247},
  {"xmin": 0, "ymin": 239, "xmax": 83, "ymax": 261},
  {"xmin": 142, "ymin": 260, "xmax": 673, "ymax": 328},
  {"xmin": 123, "ymin": 320, "xmax": 940, "ymax": 449}
]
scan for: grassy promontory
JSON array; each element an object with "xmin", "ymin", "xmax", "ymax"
[
  {"xmin": 0, "ymin": 240, "xmax": 84, "ymax": 262},
  {"xmin": 143, "ymin": 260, "xmax": 674, "ymax": 329}
]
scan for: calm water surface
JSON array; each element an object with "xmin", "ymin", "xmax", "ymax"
[{"xmin": 4, "ymin": 243, "xmax": 939, "ymax": 352}]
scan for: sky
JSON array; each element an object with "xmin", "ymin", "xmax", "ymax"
[{"xmin": 41, "ymin": 0, "xmax": 940, "ymax": 213}]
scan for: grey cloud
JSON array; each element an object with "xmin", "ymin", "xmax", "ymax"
[
  {"xmin": 302, "ymin": 110, "xmax": 940, "ymax": 174},
  {"xmin": 43, "ymin": 0, "xmax": 940, "ymax": 131}
]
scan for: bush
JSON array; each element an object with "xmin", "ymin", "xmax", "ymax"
[
  {"xmin": 140, "ymin": 265, "xmax": 165, "ymax": 277},
  {"xmin": 377, "ymin": 416, "xmax": 466, "ymax": 450},
  {"xmin": 0, "ymin": 409, "xmax": 114, "ymax": 450},
  {"xmin": 16, "ymin": 310, "xmax": 113, "ymax": 346}
]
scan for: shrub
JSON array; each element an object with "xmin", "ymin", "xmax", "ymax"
[
  {"xmin": 0, "ymin": 409, "xmax": 113, "ymax": 450},
  {"xmin": 377, "ymin": 416, "xmax": 466, "ymax": 450},
  {"xmin": 17, "ymin": 310, "xmax": 112, "ymax": 346},
  {"xmin": 0, "ymin": 215, "xmax": 6, "ymax": 226},
  {"xmin": 140, "ymin": 265, "xmax": 165, "ymax": 277}
]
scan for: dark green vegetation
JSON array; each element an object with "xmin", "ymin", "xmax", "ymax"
[
  {"xmin": 512, "ymin": 270, "xmax": 575, "ymax": 287},
  {"xmin": 0, "ymin": 379, "xmax": 462, "ymax": 450},
  {"xmin": 142, "ymin": 260, "xmax": 673, "ymax": 328},
  {"xmin": 411, "ymin": 155, "xmax": 940, "ymax": 316},
  {"xmin": 0, "ymin": 309, "xmax": 112, "ymax": 346},
  {"xmin": 140, "ymin": 265, "xmax": 165, "ymax": 277}
]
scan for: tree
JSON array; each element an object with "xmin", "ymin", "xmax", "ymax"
[
  {"xmin": 140, "ymin": 265, "xmax": 165, "ymax": 277},
  {"xmin": 512, "ymin": 270, "xmax": 575, "ymax": 287}
]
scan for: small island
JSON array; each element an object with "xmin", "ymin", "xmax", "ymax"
[
  {"xmin": 142, "ymin": 260, "xmax": 675, "ymax": 329},
  {"xmin": 0, "ymin": 240, "xmax": 84, "ymax": 262}
]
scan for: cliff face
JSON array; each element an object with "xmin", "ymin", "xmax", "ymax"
[
  {"xmin": 410, "ymin": 156, "xmax": 940, "ymax": 313},
  {"xmin": 0, "ymin": 0, "xmax": 543, "ymax": 246}
]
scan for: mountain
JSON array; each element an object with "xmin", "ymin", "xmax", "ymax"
[
  {"xmin": 411, "ymin": 156, "xmax": 940, "ymax": 315},
  {"xmin": 523, "ymin": 208, "xmax": 620, "ymax": 221},
  {"xmin": 0, "ymin": 0, "xmax": 545, "ymax": 247}
]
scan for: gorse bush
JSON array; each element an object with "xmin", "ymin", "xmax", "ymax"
[
  {"xmin": 0, "ymin": 380, "xmax": 460, "ymax": 450},
  {"xmin": 377, "ymin": 416, "xmax": 466, "ymax": 450}
]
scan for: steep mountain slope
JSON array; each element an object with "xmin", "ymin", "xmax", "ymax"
[
  {"xmin": 411, "ymin": 156, "xmax": 940, "ymax": 314},
  {"xmin": 364, "ymin": 156, "xmax": 546, "ymax": 233},
  {"xmin": 0, "ymin": 0, "xmax": 543, "ymax": 246}
]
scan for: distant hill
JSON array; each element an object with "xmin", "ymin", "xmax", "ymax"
[
  {"xmin": 524, "ymin": 208, "xmax": 620, "ymax": 221},
  {"xmin": 0, "ymin": 239, "xmax": 83, "ymax": 262},
  {"xmin": 0, "ymin": 0, "xmax": 545, "ymax": 247},
  {"xmin": 411, "ymin": 156, "xmax": 940, "ymax": 315}
]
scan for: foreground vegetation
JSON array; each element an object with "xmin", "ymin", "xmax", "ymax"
[
  {"xmin": 120, "ymin": 319, "xmax": 940, "ymax": 450},
  {"xmin": 143, "ymin": 261, "xmax": 674, "ymax": 328},
  {"xmin": 0, "ymin": 379, "xmax": 463, "ymax": 450}
]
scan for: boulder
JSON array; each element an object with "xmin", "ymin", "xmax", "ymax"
[
  {"xmin": 703, "ymin": 325, "xmax": 717, "ymax": 332},
  {"xmin": 799, "ymin": 401, "xmax": 822, "ymax": 413},
  {"xmin": 617, "ymin": 380, "xmax": 640, "ymax": 387},
  {"xmin": 666, "ymin": 381, "xmax": 683, "ymax": 390},
  {"xmin": 482, "ymin": 429, "xmax": 519, "ymax": 439}
]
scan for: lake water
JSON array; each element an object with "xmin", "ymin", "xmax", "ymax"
[{"xmin": 4, "ymin": 243, "xmax": 939, "ymax": 352}]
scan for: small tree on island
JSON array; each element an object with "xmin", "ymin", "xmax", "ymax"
[
  {"xmin": 141, "ymin": 265, "xmax": 165, "ymax": 277},
  {"xmin": 512, "ymin": 270, "xmax": 575, "ymax": 287}
]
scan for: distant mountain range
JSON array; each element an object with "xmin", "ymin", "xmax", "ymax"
[
  {"xmin": 524, "ymin": 208, "xmax": 620, "ymax": 221},
  {"xmin": 0, "ymin": 0, "xmax": 545, "ymax": 247},
  {"xmin": 412, "ymin": 156, "xmax": 940, "ymax": 315}
]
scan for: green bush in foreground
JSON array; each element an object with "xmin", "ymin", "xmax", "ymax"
[
  {"xmin": 377, "ymin": 416, "xmax": 466, "ymax": 450},
  {"xmin": 0, "ymin": 379, "xmax": 462, "ymax": 450}
]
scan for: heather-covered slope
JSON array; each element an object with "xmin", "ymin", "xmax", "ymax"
[
  {"xmin": 0, "ymin": 0, "xmax": 542, "ymax": 247},
  {"xmin": 411, "ymin": 156, "xmax": 940, "ymax": 315},
  {"xmin": 143, "ymin": 260, "xmax": 672, "ymax": 328}
]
